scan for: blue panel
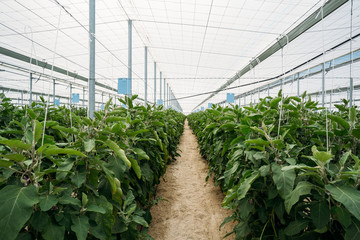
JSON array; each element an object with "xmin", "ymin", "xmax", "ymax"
[
  {"xmin": 118, "ymin": 78, "xmax": 131, "ymax": 95},
  {"xmin": 201, "ymin": 107, "xmax": 204, "ymax": 111},
  {"xmin": 54, "ymin": 99, "xmax": 60, "ymax": 106},
  {"xmin": 334, "ymin": 54, "xmax": 351, "ymax": 66},
  {"xmin": 100, "ymin": 104, "xmax": 104, "ymax": 110},
  {"xmin": 72, "ymin": 93, "xmax": 79, "ymax": 103},
  {"xmin": 226, "ymin": 93, "xmax": 235, "ymax": 103},
  {"xmin": 208, "ymin": 103, "xmax": 213, "ymax": 108},
  {"xmin": 353, "ymin": 50, "xmax": 360, "ymax": 60},
  {"xmin": 309, "ymin": 64, "xmax": 323, "ymax": 74},
  {"xmin": 157, "ymin": 99, "xmax": 163, "ymax": 105}
]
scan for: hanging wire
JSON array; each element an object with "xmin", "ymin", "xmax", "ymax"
[{"xmin": 41, "ymin": 7, "xmax": 62, "ymax": 147}]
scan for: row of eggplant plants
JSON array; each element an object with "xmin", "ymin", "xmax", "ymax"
[
  {"xmin": 0, "ymin": 93, "xmax": 185, "ymax": 240},
  {"xmin": 188, "ymin": 91, "xmax": 360, "ymax": 240}
]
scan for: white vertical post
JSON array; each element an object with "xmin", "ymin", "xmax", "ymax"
[
  {"xmin": 83, "ymin": 87, "xmax": 85, "ymax": 108},
  {"xmin": 69, "ymin": 83, "xmax": 72, "ymax": 106},
  {"xmin": 53, "ymin": 79, "xmax": 56, "ymax": 104},
  {"xmin": 144, "ymin": 46, "xmax": 148, "ymax": 105},
  {"xmin": 29, "ymin": 73, "xmax": 33, "ymax": 105},
  {"xmin": 88, "ymin": 0, "xmax": 95, "ymax": 118},
  {"xmin": 322, "ymin": 63, "xmax": 325, "ymax": 108},
  {"xmin": 160, "ymin": 72, "xmax": 162, "ymax": 104},
  {"xmin": 154, "ymin": 62, "xmax": 156, "ymax": 104},
  {"xmin": 128, "ymin": 19, "xmax": 132, "ymax": 96}
]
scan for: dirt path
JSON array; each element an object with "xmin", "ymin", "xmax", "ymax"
[{"xmin": 148, "ymin": 120, "xmax": 235, "ymax": 240}]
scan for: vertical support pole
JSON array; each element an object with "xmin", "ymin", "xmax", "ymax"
[
  {"xmin": 53, "ymin": 79, "xmax": 56, "ymax": 104},
  {"xmin": 83, "ymin": 87, "xmax": 85, "ymax": 108},
  {"xmin": 88, "ymin": 0, "xmax": 95, "ymax": 118},
  {"xmin": 330, "ymin": 91, "xmax": 332, "ymax": 112},
  {"xmin": 164, "ymin": 79, "xmax": 166, "ymax": 107},
  {"xmin": 128, "ymin": 19, "xmax": 132, "ymax": 96},
  {"xmin": 154, "ymin": 62, "xmax": 156, "ymax": 104},
  {"xmin": 69, "ymin": 83, "xmax": 72, "ymax": 106},
  {"xmin": 144, "ymin": 46, "xmax": 148, "ymax": 106},
  {"xmin": 267, "ymin": 85, "xmax": 270, "ymax": 96},
  {"xmin": 350, "ymin": 77, "xmax": 353, "ymax": 107},
  {"xmin": 21, "ymin": 91, "xmax": 23, "ymax": 105},
  {"xmin": 160, "ymin": 72, "xmax": 162, "ymax": 103},
  {"xmin": 322, "ymin": 63, "xmax": 325, "ymax": 108},
  {"xmin": 29, "ymin": 73, "xmax": 33, "ymax": 105},
  {"xmin": 101, "ymin": 92, "xmax": 104, "ymax": 105},
  {"xmin": 297, "ymin": 73, "xmax": 300, "ymax": 97}
]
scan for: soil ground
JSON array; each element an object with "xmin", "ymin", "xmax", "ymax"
[{"xmin": 148, "ymin": 120, "xmax": 235, "ymax": 240}]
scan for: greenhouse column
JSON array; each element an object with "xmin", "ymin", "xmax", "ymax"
[
  {"xmin": 128, "ymin": 19, "xmax": 132, "ymax": 96},
  {"xmin": 164, "ymin": 79, "xmax": 166, "ymax": 107},
  {"xmin": 350, "ymin": 77, "xmax": 353, "ymax": 107},
  {"xmin": 88, "ymin": 0, "xmax": 96, "ymax": 118},
  {"xmin": 144, "ymin": 46, "xmax": 148, "ymax": 105},
  {"xmin": 297, "ymin": 73, "xmax": 300, "ymax": 97},
  {"xmin": 29, "ymin": 73, "xmax": 33, "ymax": 105},
  {"xmin": 322, "ymin": 63, "xmax": 325, "ymax": 108},
  {"xmin": 21, "ymin": 91, "xmax": 23, "ymax": 105},
  {"xmin": 69, "ymin": 83, "xmax": 72, "ymax": 106},
  {"xmin": 53, "ymin": 79, "xmax": 55, "ymax": 104},
  {"xmin": 160, "ymin": 72, "xmax": 162, "ymax": 103},
  {"xmin": 154, "ymin": 62, "xmax": 156, "ymax": 103},
  {"xmin": 83, "ymin": 87, "xmax": 85, "ymax": 107}
]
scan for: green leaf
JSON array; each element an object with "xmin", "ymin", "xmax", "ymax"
[
  {"xmin": 33, "ymin": 120, "xmax": 43, "ymax": 144},
  {"xmin": 285, "ymin": 181, "xmax": 313, "ymax": 213},
  {"xmin": 0, "ymin": 159, "xmax": 14, "ymax": 167},
  {"xmin": 272, "ymin": 163, "xmax": 296, "ymax": 199},
  {"xmin": 133, "ymin": 148, "xmax": 149, "ymax": 160},
  {"xmin": 284, "ymin": 220, "xmax": 309, "ymax": 236},
  {"xmin": 129, "ymin": 157, "xmax": 141, "ymax": 179},
  {"xmin": 56, "ymin": 159, "xmax": 74, "ymax": 181},
  {"xmin": 311, "ymin": 146, "xmax": 333, "ymax": 164},
  {"xmin": 71, "ymin": 215, "xmax": 90, "ymax": 240},
  {"xmin": 104, "ymin": 139, "xmax": 131, "ymax": 167},
  {"xmin": 328, "ymin": 115, "xmax": 350, "ymax": 130},
  {"xmin": 345, "ymin": 219, "xmax": 360, "ymax": 240},
  {"xmin": 245, "ymin": 138, "xmax": 269, "ymax": 146},
  {"xmin": 352, "ymin": 128, "xmax": 360, "ymax": 139},
  {"xmin": 86, "ymin": 204, "xmax": 106, "ymax": 214},
  {"xmin": 82, "ymin": 192, "xmax": 88, "ymax": 206},
  {"xmin": 44, "ymin": 146, "xmax": 86, "ymax": 157},
  {"xmin": 27, "ymin": 108, "xmax": 37, "ymax": 120},
  {"xmin": 0, "ymin": 139, "xmax": 31, "ymax": 151},
  {"xmin": 340, "ymin": 151, "xmax": 351, "ymax": 166},
  {"xmin": 132, "ymin": 215, "xmax": 149, "ymax": 227},
  {"xmin": 0, "ymin": 154, "xmax": 26, "ymax": 162},
  {"xmin": 332, "ymin": 206, "xmax": 352, "ymax": 228},
  {"xmin": 326, "ymin": 184, "xmax": 360, "ymax": 221},
  {"xmin": 237, "ymin": 171, "xmax": 259, "ymax": 200},
  {"xmin": 71, "ymin": 172, "xmax": 86, "ymax": 188},
  {"xmin": 42, "ymin": 220, "xmax": 65, "ymax": 240},
  {"xmin": 39, "ymin": 195, "xmax": 58, "ymax": 211},
  {"xmin": 0, "ymin": 185, "xmax": 39, "ymax": 240},
  {"xmin": 105, "ymin": 116, "xmax": 123, "ymax": 123},
  {"xmin": 350, "ymin": 107, "xmax": 356, "ymax": 123},
  {"xmin": 311, "ymin": 202, "xmax": 330, "ymax": 229},
  {"xmin": 84, "ymin": 139, "xmax": 95, "ymax": 152}
]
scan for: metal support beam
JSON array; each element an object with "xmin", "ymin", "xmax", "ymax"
[
  {"xmin": 128, "ymin": 19, "xmax": 132, "ymax": 96},
  {"xmin": 154, "ymin": 62, "xmax": 156, "ymax": 104},
  {"xmin": 83, "ymin": 87, "xmax": 85, "ymax": 107},
  {"xmin": 164, "ymin": 79, "xmax": 166, "ymax": 107},
  {"xmin": 21, "ymin": 91, "xmax": 23, "ymax": 105},
  {"xmin": 144, "ymin": 46, "xmax": 148, "ymax": 105},
  {"xmin": 69, "ymin": 83, "xmax": 72, "ymax": 106},
  {"xmin": 88, "ymin": 0, "xmax": 95, "ymax": 118},
  {"xmin": 29, "ymin": 73, "xmax": 33, "ymax": 105},
  {"xmin": 194, "ymin": 0, "xmax": 349, "ymax": 110},
  {"xmin": 53, "ymin": 79, "xmax": 56, "ymax": 104},
  {"xmin": 350, "ymin": 77, "xmax": 353, "ymax": 107},
  {"xmin": 322, "ymin": 63, "xmax": 325, "ymax": 107},
  {"xmin": 160, "ymin": 72, "xmax": 162, "ymax": 103}
]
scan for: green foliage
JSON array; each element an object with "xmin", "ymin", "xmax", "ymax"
[
  {"xmin": 0, "ymin": 94, "xmax": 185, "ymax": 239},
  {"xmin": 188, "ymin": 92, "xmax": 360, "ymax": 239}
]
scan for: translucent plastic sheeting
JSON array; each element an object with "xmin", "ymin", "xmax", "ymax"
[{"xmin": 0, "ymin": 0, "xmax": 355, "ymax": 113}]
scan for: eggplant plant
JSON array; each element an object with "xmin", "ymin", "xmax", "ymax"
[
  {"xmin": 0, "ymin": 94, "xmax": 185, "ymax": 240},
  {"xmin": 188, "ymin": 91, "xmax": 360, "ymax": 240}
]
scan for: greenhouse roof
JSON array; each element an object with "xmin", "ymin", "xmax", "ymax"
[{"xmin": 0, "ymin": 0, "xmax": 359, "ymax": 113}]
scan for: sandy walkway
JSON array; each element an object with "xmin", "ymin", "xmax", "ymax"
[{"xmin": 148, "ymin": 120, "xmax": 235, "ymax": 240}]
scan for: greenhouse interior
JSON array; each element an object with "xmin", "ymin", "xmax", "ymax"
[{"xmin": 1, "ymin": 0, "xmax": 360, "ymax": 239}]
